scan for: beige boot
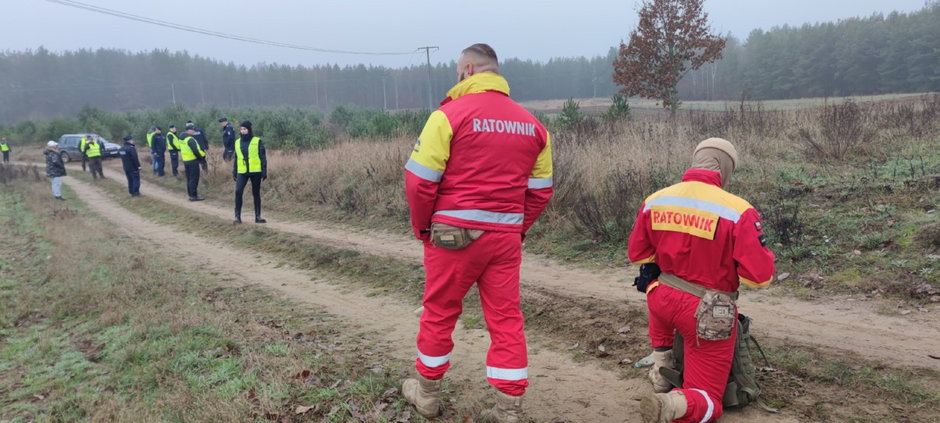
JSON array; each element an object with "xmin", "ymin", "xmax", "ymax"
[
  {"xmin": 402, "ymin": 374, "xmax": 442, "ymax": 417},
  {"xmin": 639, "ymin": 391, "xmax": 688, "ymax": 423},
  {"xmin": 648, "ymin": 350, "xmax": 675, "ymax": 393},
  {"xmin": 478, "ymin": 390, "xmax": 524, "ymax": 423}
]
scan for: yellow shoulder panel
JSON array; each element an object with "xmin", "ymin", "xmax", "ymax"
[{"xmin": 410, "ymin": 110, "xmax": 453, "ymax": 172}]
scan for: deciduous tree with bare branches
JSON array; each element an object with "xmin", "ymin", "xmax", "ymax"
[{"xmin": 613, "ymin": 0, "xmax": 725, "ymax": 116}]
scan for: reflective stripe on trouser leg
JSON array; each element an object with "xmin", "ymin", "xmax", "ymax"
[
  {"xmin": 476, "ymin": 232, "xmax": 528, "ymax": 396},
  {"xmin": 648, "ymin": 284, "xmax": 734, "ymax": 423},
  {"xmin": 415, "ymin": 237, "xmax": 489, "ymax": 380}
]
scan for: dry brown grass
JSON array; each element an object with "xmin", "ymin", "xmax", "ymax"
[{"xmin": 167, "ymin": 94, "xmax": 939, "ymax": 253}]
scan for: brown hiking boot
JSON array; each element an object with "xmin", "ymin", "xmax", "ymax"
[
  {"xmin": 477, "ymin": 390, "xmax": 524, "ymax": 423},
  {"xmin": 648, "ymin": 349, "xmax": 675, "ymax": 393},
  {"xmin": 639, "ymin": 391, "xmax": 688, "ymax": 423},
  {"xmin": 402, "ymin": 374, "xmax": 441, "ymax": 417}
]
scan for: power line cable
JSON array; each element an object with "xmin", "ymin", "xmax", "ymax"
[{"xmin": 45, "ymin": 0, "xmax": 415, "ymax": 56}]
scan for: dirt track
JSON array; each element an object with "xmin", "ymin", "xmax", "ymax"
[
  {"xmin": 56, "ymin": 166, "xmax": 806, "ymax": 422},
  {"xmin": 90, "ymin": 162, "xmax": 940, "ymax": 370}
]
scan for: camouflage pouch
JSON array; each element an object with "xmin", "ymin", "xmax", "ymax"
[
  {"xmin": 430, "ymin": 223, "xmax": 483, "ymax": 250},
  {"xmin": 694, "ymin": 290, "xmax": 736, "ymax": 341}
]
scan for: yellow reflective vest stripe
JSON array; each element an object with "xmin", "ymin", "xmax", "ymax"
[
  {"xmin": 178, "ymin": 136, "xmax": 205, "ymax": 161},
  {"xmin": 235, "ymin": 137, "xmax": 262, "ymax": 173},
  {"xmin": 85, "ymin": 141, "xmax": 101, "ymax": 158},
  {"xmin": 146, "ymin": 132, "xmax": 154, "ymax": 148}
]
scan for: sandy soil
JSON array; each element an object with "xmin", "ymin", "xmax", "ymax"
[
  {"xmin": 57, "ymin": 166, "xmax": 806, "ymax": 422},
  {"xmin": 90, "ymin": 162, "xmax": 940, "ymax": 371}
]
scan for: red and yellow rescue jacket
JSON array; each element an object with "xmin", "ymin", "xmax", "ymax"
[
  {"xmin": 405, "ymin": 73, "xmax": 553, "ymax": 239},
  {"xmin": 628, "ymin": 169, "xmax": 775, "ymax": 292}
]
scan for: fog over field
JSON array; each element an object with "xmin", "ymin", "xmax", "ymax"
[{"xmin": 2, "ymin": 0, "xmax": 928, "ymax": 66}]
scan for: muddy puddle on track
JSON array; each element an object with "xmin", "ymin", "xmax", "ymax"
[{"xmin": 65, "ymin": 171, "xmax": 798, "ymax": 422}]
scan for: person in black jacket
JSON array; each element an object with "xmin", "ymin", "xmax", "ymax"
[
  {"xmin": 186, "ymin": 120, "xmax": 210, "ymax": 152},
  {"xmin": 232, "ymin": 120, "xmax": 267, "ymax": 223},
  {"xmin": 119, "ymin": 136, "xmax": 142, "ymax": 196},
  {"xmin": 44, "ymin": 141, "xmax": 66, "ymax": 200},
  {"xmin": 219, "ymin": 117, "xmax": 235, "ymax": 162},
  {"xmin": 151, "ymin": 127, "xmax": 167, "ymax": 176}
]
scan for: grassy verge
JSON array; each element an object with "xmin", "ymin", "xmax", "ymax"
[
  {"xmin": 0, "ymin": 176, "xmax": 430, "ymax": 422},
  {"xmin": 126, "ymin": 95, "xmax": 940, "ymax": 305},
  {"xmin": 81, "ymin": 168, "xmax": 940, "ymax": 423}
]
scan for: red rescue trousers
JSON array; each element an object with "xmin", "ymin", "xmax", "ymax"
[
  {"xmin": 647, "ymin": 284, "xmax": 737, "ymax": 423},
  {"xmin": 414, "ymin": 231, "xmax": 529, "ymax": 396}
]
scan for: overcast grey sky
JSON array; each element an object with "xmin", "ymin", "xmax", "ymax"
[{"xmin": 2, "ymin": 0, "xmax": 929, "ymax": 68}]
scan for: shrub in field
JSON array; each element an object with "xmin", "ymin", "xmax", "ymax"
[
  {"xmin": 796, "ymin": 100, "xmax": 875, "ymax": 161},
  {"xmin": 565, "ymin": 167, "xmax": 671, "ymax": 243},
  {"xmin": 557, "ymin": 98, "xmax": 585, "ymax": 130},
  {"xmin": 602, "ymin": 93, "xmax": 631, "ymax": 123}
]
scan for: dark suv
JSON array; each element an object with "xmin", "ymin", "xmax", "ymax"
[{"xmin": 57, "ymin": 134, "xmax": 121, "ymax": 162}]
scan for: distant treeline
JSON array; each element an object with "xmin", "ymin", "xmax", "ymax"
[
  {"xmin": 680, "ymin": 1, "xmax": 940, "ymax": 100},
  {"xmin": 0, "ymin": 47, "xmax": 619, "ymax": 125},
  {"xmin": 1, "ymin": 2, "xmax": 937, "ymax": 124}
]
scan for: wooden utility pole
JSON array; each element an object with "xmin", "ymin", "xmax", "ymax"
[{"xmin": 416, "ymin": 46, "xmax": 438, "ymax": 110}]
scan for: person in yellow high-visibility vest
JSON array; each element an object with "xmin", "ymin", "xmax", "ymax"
[
  {"xmin": 146, "ymin": 126, "xmax": 157, "ymax": 175},
  {"xmin": 231, "ymin": 120, "xmax": 267, "ymax": 223},
  {"xmin": 82, "ymin": 135, "xmax": 105, "ymax": 180},
  {"xmin": 179, "ymin": 126, "xmax": 207, "ymax": 201},
  {"xmin": 0, "ymin": 136, "xmax": 11, "ymax": 163},
  {"xmin": 166, "ymin": 125, "xmax": 181, "ymax": 177},
  {"xmin": 79, "ymin": 135, "xmax": 88, "ymax": 171}
]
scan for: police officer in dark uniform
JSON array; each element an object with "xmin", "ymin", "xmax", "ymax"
[
  {"xmin": 151, "ymin": 127, "xmax": 167, "ymax": 176},
  {"xmin": 180, "ymin": 126, "xmax": 208, "ymax": 201},
  {"xmin": 219, "ymin": 117, "xmax": 236, "ymax": 162},
  {"xmin": 166, "ymin": 125, "xmax": 181, "ymax": 177},
  {"xmin": 119, "ymin": 135, "xmax": 141, "ymax": 196},
  {"xmin": 186, "ymin": 120, "xmax": 210, "ymax": 153}
]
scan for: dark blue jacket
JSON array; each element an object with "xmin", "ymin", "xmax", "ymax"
[
  {"xmin": 119, "ymin": 142, "xmax": 141, "ymax": 173},
  {"xmin": 151, "ymin": 133, "xmax": 167, "ymax": 154},
  {"xmin": 191, "ymin": 126, "xmax": 209, "ymax": 151},
  {"xmin": 221, "ymin": 123, "xmax": 236, "ymax": 153}
]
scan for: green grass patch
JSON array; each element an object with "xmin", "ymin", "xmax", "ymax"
[{"xmin": 0, "ymin": 178, "xmax": 430, "ymax": 423}]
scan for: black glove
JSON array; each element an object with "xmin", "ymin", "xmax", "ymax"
[
  {"xmin": 633, "ymin": 263, "xmax": 661, "ymax": 293},
  {"xmin": 261, "ymin": 173, "xmax": 267, "ymax": 181},
  {"xmin": 233, "ymin": 173, "xmax": 237, "ymax": 181}
]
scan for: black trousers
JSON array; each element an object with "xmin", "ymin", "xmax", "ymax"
[
  {"xmin": 234, "ymin": 173, "xmax": 263, "ymax": 218},
  {"xmin": 169, "ymin": 151, "xmax": 179, "ymax": 176},
  {"xmin": 125, "ymin": 169, "xmax": 140, "ymax": 195},
  {"xmin": 2, "ymin": 151, "xmax": 8, "ymax": 163},
  {"xmin": 184, "ymin": 160, "xmax": 200, "ymax": 199}
]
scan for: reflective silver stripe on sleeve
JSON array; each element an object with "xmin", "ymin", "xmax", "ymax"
[
  {"xmin": 418, "ymin": 350, "xmax": 451, "ymax": 368},
  {"xmin": 434, "ymin": 209, "xmax": 523, "ymax": 225},
  {"xmin": 642, "ymin": 195, "xmax": 741, "ymax": 223},
  {"xmin": 405, "ymin": 158, "xmax": 443, "ymax": 183},
  {"xmin": 486, "ymin": 366, "xmax": 528, "ymax": 381},
  {"xmin": 527, "ymin": 177, "xmax": 553, "ymax": 189},
  {"xmin": 691, "ymin": 389, "xmax": 714, "ymax": 423}
]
